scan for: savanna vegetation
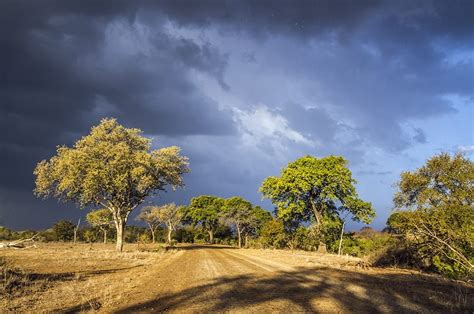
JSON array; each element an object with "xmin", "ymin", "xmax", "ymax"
[{"xmin": 2, "ymin": 119, "xmax": 473, "ymax": 312}]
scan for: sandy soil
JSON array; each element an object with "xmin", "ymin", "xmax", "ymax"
[{"xmin": 2, "ymin": 243, "xmax": 473, "ymax": 313}]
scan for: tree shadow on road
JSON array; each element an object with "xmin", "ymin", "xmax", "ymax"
[
  {"xmin": 116, "ymin": 267, "xmax": 473, "ymax": 313},
  {"xmin": 176, "ymin": 244, "xmax": 236, "ymax": 251}
]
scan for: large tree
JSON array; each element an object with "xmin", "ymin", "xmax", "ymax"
[
  {"xmin": 86, "ymin": 208, "xmax": 113, "ymax": 243},
  {"xmin": 392, "ymin": 153, "xmax": 473, "ymax": 277},
  {"xmin": 34, "ymin": 118, "xmax": 190, "ymax": 252},
  {"xmin": 260, "ymin": 155, "xmax": 375, "ymax": 244},
  {"xmin": 186, "ymin": 195, "xmax": 225, "ymax": 243}
]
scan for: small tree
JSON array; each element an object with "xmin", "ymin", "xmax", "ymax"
[
  {"xmin": 86, "ymin": 209, "xmax": 113, "ymax": 244},
  {"xmin": 154, "ymin": 203, "xmax": 184, "ymax": 243},
  {"xmin": 34, "ymin": 118, "xmax": 189, "ymax": 252},
  {"xmin": 186, "ymin": 195, "xmax": 225, "ymax": 243},
  {"xmin": 52, "ymin": 220, "xmax": 75, "ymax": 242},
  {"xmin": 137, "ymin": 206, "xmax": 162, "ymax": 243},
  {"xmin": 83, "ymin": 229, "xmax": 97, "ymax": 243},
  {"xmin": 223, "ymin": 197, "xmax": 255, "ymax": 248},
  {"xmin": 260, "ymin": 155, "xmax": 375, "ymax": 247}
]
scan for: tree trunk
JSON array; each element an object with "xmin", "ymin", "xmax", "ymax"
[
  {"xmin": 208, "ymin": 230, "xmax": 214, "ymax": 244},
  {"xmin": 149, "ymin": 224, "xmax": 155, "ymax": 244},
  {"xmin": 115, "ymin": 218, "xmax": 125, "ymax": 252},
  {"xmin": 245, "ymin": 235, "xmax": 248, "ymax": 248},
  {"xmin": 236, "ymin": 224, "xmax": 242, "ymax": 248},
  {"xmin": 338, "ymin": 220, "xmax": 345, "ymax": 255},
  {"xmin": 73, "ymin": 218, "xmax": 81, "ymax": 245},
  {"xmin": 103, "ymin": 229, "xmax": 107, "ymax": 244},
  {"xmin": 310, "ymin": 201, "xmax": 325, "ymax": 249},
  {"xmin": 167, "ymin": 227, "xmax": 172, "ymax": 243}
]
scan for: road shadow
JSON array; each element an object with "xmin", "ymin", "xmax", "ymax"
[
  {"xmin": 175, "ymin": 244, "xmax": 236, "ymax": 251},
  {"xmin": 116, "ymin": 267, "xmax": 474, "ymax": 313}
]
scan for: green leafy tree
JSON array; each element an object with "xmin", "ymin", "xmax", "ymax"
[
  {"xmin": 393, "ymin": 153, "xmax": 474, "ymax": 278},
  {"xmin": 34, "ymin": 118, "xmax": 189, "ymax": 252},
  {"xmin": 52, "ymin": 220, "xmax": 75, "ymax": 242},
  {"xmin": 222, "ymin": 197, "xmax": 255, "ymax": 248},
  {"xmin": 260, "ymin": 155, "xmax": 375, "ymax": 246},
  {"xmin": 186, "ymin": 195, "xmax": 225, "ymax": 243},
  {"xmin": 86, "ymin": 209, "xmax": 113, "ymax": 244},
  {"xmin": 250, "ymin": 206, "xmax": 273, "ymax": 237}
]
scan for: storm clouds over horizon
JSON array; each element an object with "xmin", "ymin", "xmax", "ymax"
[{"xmin": 1, "ymin": 0, "xmax": 473, "ymax": 230}]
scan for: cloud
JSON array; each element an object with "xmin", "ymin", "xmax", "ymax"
[
  {"xmin": 0, "ymin": 0, "xmax": 473, "ymax": 230},
  {"xmin": 457, "ymin": 145, "xmax": 474, "ymax": 153},
  {"xmin": 235, "ymin": 106, "xmax": 314, "ymax": 148}
]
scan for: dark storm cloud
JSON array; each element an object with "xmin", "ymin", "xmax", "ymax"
[
  {"xmin": 1, "ymin": 0, "xmax": 473, "ymax": 229},
  {"xmin": 0, "ymin": 0, "xmax": 234, "ymax": 184}
]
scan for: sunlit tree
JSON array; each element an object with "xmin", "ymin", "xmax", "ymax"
[
  {"xmin": 86, "ymin": 208, "xmax": 113, "ymax": 244},
  {"xmin": 186, "ymin": 195, "xmax": 225, "ymax": 243},
  {"xmin": 392, "ymin": 153, "xmax": 473, "ymax": 278},
  {"xmin": 137, "ymin": 206, "xmax": 162, "ymax": 243},
  {"xmin": 34, "ymin": 118, "xmax": 190, "ymax": 252},
  {"xmin": 260, "ymin": 155, "xmax": 375, "ymax": 247}
]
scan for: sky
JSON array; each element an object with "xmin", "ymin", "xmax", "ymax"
[{"xmin": 1, "ymin": 0, "xmax": 473, "ymax": 231}]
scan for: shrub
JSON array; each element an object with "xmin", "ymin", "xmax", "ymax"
[{"xmin": 259, "ymin": 219, "xmax": 287, "ymax": 249}]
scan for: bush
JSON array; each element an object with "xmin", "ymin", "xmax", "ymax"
[
  {"xmin": 340, "ymin": 230, "xmax": 394, "ymax": 258},
  {"xmin": 259, "ymin": 220, "xmax": 287, "ymax": 249},
  {"xmin": 52, "ymin": 220, "xmax": 75, "ymax": 242}
]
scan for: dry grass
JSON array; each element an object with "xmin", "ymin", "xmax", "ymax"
[
  {"xmin": 1, "ymin": 242, "xmax": 176, "ymax": 312},
  {"xmin": 1, "ymin": 243, "xmax": 472, "ymax": 312}
]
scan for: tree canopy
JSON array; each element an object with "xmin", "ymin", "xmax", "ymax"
[
  {"xmin": 260, "ymin": 156, "xmax": 375, "ymax": 237},
  {"xmin": 223, "ymin": 197, "xmax": 255, "ymax": 248},
  {"xmin": 392, "ymin": 153, "xmax": 473, "ymax": 278},
  {"xmin": 34, "ymin": 118, "xmax": 190, "ymax": 251},
  {"xmin": 186, "ymin": 195, "xmax": 225, "ymax": 243}
]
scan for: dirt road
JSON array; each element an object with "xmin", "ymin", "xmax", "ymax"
[
  {"xmin": 113, "ymin": 246, "xmax": 473, "ymax": 313},
  {"xmin": 3, "ymin": 244, "xmax": 473, "ymax": 313}
]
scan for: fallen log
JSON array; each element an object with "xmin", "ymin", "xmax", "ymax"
[{"xmin": 0, "ymin": 234, "xmax": 39, "ymax": 249}]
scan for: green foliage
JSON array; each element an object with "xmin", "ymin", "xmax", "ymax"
[
  {"xmin": 392, "ymin": 153, "xmax": 474, "ymax": 279},
  {"xmin": 138, "ymin": 232, "xmax": 151, "ymax": 244},
  {"xmin": 152, "ymin": 203, "xmax": 185, "ymax": 243},
  {"xmin": 83, "ymin": 229, "xmax": 97, "ymax": 243},
  {"xmin": 186, "ymin": 195, "xmax": 225, "ymax": 242},
  {"xmin": 137, "ymin": 205, "xmax": 163, "ymax": 243},
  {"xmin": 223, "ymin": 197, "xmax": 264, "ymax": 248},
  {"xmin": 340, "ymin": 229, "xmax": 393, "ymax": 258},
  {"xmin": 34, "ymin": 118, "xmax": 189, "ymax": 251},
  {"xmin": 288, "ymin": 226, "xmax": 319, "ymax": 251},
  {"xmin": 259, "ymin": 219, "xmax": 287, "ymax": 249},
  {"xmin": 174, "ymin": 226, "xmax": 197, "ymax": 243},
  {"xmin": 124, "ymin": 226, "xmax": 148, "ymax": 243},
  {"xmin": 86, "ymin": 209, "xmax": 113, "ymax": 229},
  {"xmin": 52, "ymin": 220, "xmax": 75, "ymax": 242},
  {"xmin": 260, "ymin": 155, "xmax": 375, "ymax": 238},
  {"xmin": 0, "ymin": 227, "xmax": 13, "ymax": 241},
  {"xmin": 86, "ymin": 208, "xmax": 113, "ymax": 243}
]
